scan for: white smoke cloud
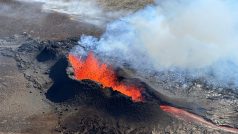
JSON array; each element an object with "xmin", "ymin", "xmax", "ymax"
[
  {"xmin": 17, "ymin": 0, "xmax": 125, "ymax": 26},
  {"xmin": 75, "ymin": 0, "xmax": 238, "ymax": 87}
]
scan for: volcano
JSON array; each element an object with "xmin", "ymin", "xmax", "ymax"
[{"xmin": 65, "ymin": 51, "xmax": 238, "ymax": 134}]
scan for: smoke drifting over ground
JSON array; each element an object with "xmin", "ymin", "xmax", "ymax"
[
  {"xmin": 17, "ymin": 0, "xmax": 148, "ymax": 26},
  {"xmin": 74, "ymin": 0, "xmax": 238, "ymax": 88},
  {"xmin": 17, "ymin": 0, "xmax": 106, "ymax": 25}
]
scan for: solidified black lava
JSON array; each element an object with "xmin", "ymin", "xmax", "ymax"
[
  {"xmin": 37, "ymin": 46, "xmax": 57, "ymax": 62},
  {"xmin": 44, "ymin": 57, "xmax": 177, "ymax": 134},
  {"xmin": 46, "ymin": 57, "xmax": 170, "ymax": 123},
  {"xmin": 46, "ymin": 58, "xmax": 80, "ymax": 102}
]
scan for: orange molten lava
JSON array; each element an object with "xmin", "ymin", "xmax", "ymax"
[
  {"xmin": 160, "ymin": 105, "xmax": 238, "ymax": 133},
  {"xmin": 68, "ymin": 52, "xmax": 142, "ymax": 101}
]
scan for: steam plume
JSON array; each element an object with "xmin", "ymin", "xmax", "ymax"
[
  {"xmin": 17, "ymin": 0, "xmax": 127, "ymax": 25},
  {"xmin": 74, "ymin": 0, "xmax": 238, "ymax": 88}
]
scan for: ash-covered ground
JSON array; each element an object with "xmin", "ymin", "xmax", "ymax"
[{"xmin": 0, "ymin": 0, "xmax": 237, "ymax": 134}]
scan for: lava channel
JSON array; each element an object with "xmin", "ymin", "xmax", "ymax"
[{"xmin": 160, "ymin": 105, "xmax": 238, "ymax": 133}]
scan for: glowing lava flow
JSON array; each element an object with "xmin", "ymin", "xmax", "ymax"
[
  {"xmin": 160, "ymin": 105, "xmax": 238, "ymax": 133},
  {"xmin": 68, "ymin": 52, "xmax": 142, "ymax": 101}
]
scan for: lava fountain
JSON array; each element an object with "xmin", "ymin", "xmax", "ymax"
[{"xmin": 68, "ymin": 52, "xmax": 142, "ymax": 102}]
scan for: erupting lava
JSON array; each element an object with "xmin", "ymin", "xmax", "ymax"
[{"xmin": 68, "ymin": 52, "xmax": 142, "ymax": 101}]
